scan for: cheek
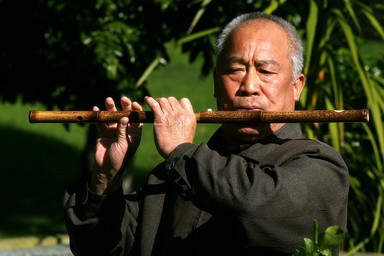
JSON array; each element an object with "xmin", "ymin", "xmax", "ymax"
[
  {"xmin": 261, "ymin": 80, "xmax": 295, "ymax": 107},
  {"xmin": 269, "ymin": 85, "xmax": 295, "ymax": 109},
  {"xmin": 215, "ymin": 83, "xmax": 238, "ymax": 110}
]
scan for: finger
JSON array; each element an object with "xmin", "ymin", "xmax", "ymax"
[
  {"xmin": 145, "ymin": 96, "xmax": 161, "ymax": 112},
  {"xmin": 103, "ymin": 97, "xmax": 119, "ymax": 127},
  {"xmin": 120, "ymin": 96, "xmax": 132, "ymax": 111},
  {"xmin": 93, "ymin": 105, "xmax": 108, "ymax": 132},
  {"xmin": 120, "ymin": 97, "xmax": 143, "ymax": 128},
  {"xmin": 131, "ymin": 101, "xmax": 143, "ymax": 112},
  {"xmin": 167, "ymin": 97, "xmax": 181, "ymax": 111},
  {"xmin": 129, "ymin": 101, "xmax": 144, "ymax": 128},
  {"xmin": 179, "ymin": 98, "xmax": 194, "ymax": 112},
  {"xmin": 117, "ymin": 117, "xmax": 129, "ymax": 145},
  {"xmin": 157, "ymin": 97, "xmax": 174, "ymax": 113},
  {"xmin": 145, "ymin": 96, "xmax": 166, "ymax": 123},
  {"xmin": 105, "ymin": 97, "xmax": 118, "ymax": 111}
]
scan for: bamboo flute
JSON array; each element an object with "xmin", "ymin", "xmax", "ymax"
[{"xmin": 29, "ymin": 109, "xmax": 369, "ymax": 124}]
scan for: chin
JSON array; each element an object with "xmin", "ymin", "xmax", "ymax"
[
  {"xmin": 223, "ymin": 123, "xmax": 272, "ymax": 140},
  {"xmin": 238, "ymin": 125, "xmax": 270, "ymax": 136},
  {"xmin": 223, "ymin": 122, "xmax": 287, "ymax": 141}
]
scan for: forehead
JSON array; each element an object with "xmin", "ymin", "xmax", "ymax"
[
  {"xmin": 237, "ymin": 19, "xmax": 287, "ymax": 37},
  {"xmin": 220, "ymin": 19, "xmax": 290, "ymax": 58}
]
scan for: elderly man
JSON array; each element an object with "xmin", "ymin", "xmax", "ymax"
[{"xmin": 64, "ymin": 12, "xmax": 349, "ymax": 256}]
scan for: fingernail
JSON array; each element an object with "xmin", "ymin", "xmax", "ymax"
[{"xmin": 121, "ymin": 117, "xmax": 128, "ymax": 126}]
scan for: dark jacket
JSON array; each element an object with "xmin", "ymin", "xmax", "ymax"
[{"xmin": 64, "ymin": 123, "xmax": 349, "ymax": 256}]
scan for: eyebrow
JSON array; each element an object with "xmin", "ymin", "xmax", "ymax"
[
  {"xmin": 227, "ymin": 57, "xmax": 280, "ymax": 67},
  {"xmin": 256, "ymin": 59, "xmax": 280, "ymax": 68}
]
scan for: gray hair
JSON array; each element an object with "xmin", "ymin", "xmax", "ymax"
[{"xmin": 215, "ymin": 12, "xmax": 304, "ymax": 79}]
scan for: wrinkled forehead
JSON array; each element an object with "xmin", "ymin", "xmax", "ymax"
[
  {"xmin": 218, "ymin": 19, "xmax": 290, "ymax": 59},
  {"xmin": 232, "ymin": 19, "xmax": 288, "ymax": 42}
]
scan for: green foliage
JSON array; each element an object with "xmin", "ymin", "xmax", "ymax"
[
  {"xmin": 0, "ymin": 0, "xmax": 173, "ymax": 108},
  {"xmin": 293, "ymin": 220, "xmax": 346, "ymax": 256},
  {"xmin": 286, "ymin": 1, "xmax": 384, "ymax": 253}
]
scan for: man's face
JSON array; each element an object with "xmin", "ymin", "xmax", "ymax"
[{"xmin": 214, "ymin": 20, "xmax": 305, "ymax": 141}]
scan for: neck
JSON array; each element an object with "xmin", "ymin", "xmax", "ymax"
[{"xmin": 220, "ymin": 123, "xmax": 283, "ymax": 147}]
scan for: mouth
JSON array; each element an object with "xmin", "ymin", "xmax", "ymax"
[{"xmin": 235, "ymin": 107, "xmax": 264, "ymax": 111}]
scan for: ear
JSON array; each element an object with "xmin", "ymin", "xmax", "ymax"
[{"xmin": 293, "ymin": 73, "xmax": 305, "ymax": 101}]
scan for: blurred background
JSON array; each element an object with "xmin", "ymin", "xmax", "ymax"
[{"xmin": 0, "ymin": 0, "xmax": 383, "ymax": 253}]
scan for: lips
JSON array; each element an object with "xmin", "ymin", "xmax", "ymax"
[{"xmin": 235, "ymin": 107, "xmax": 264, "ymax": 111}]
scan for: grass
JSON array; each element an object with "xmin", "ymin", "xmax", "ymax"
[
  {"xmin": 0, "ymin": 100, "xmax": 87, "ymax": 238},
  {"xmin": 0, "ymin": 45, "xmax": 219, "ymax": 239}
]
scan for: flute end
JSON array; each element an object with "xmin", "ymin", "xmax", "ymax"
[
  {"xmin": 363, "ymin": 109, "xmax": 369, "ymax": 123},
  {"xmin": 28, "ymin": 110, "xmax": 36, "ymax": 123}
]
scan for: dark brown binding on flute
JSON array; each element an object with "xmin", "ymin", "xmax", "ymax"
[{"xmin": 29, "ymin": 109, "xmax": 369, "ymax": 124}]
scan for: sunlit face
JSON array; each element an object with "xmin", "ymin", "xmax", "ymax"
[{"xmin": 214, "ymin": 20, "xmax": 305, "ymax": 144}]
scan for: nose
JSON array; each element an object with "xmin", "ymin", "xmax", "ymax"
[{"xmin": 239, "ymin": 68, "xmax": 260, "ymax": 96}]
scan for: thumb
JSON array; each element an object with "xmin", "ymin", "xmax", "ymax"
[{"xmin": 117, "ymin": 117, "xmax": 129, "ymax": 145}]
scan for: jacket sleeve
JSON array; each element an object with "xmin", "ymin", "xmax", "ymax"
[
  {"xmin": 63, "ymin": 176, "xmax": 140, "ymax": 256},
  {"xmin": 166, "ymin": 140, "xmax": 349, "ymax": 251}
]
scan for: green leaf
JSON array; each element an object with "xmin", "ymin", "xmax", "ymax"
[
  {"xmin": 313, "ymin": 219, "xmax": 319, "ymax": 245},
  {"xmin": 304, "ymin": 238, "xmax": 315, "ymax": 254},
  {"xmin": 263, "ymin": 0, "xmax": 287, "ymax": 14},
  {"xmin": 293, "ymin": 247, "xmax": 308, "ymax": 256},
  {"xmin": 186, "ymin": 0, "xmax": 212, "ymax": 34},
  {"xmin": 177, "ymin": 27, "xmax": 221, "ymax": 45},
  {"xmin": 303, "ymin": 0, "xmax": 318, "ymax": 75},
  {"xmin": 135, "ymin": 57, "xmax": 163, "ymax": 89},
  {"xmin": 319, "ymin": 249, "xmax": 332, "ymax": 256},
  {"xmin": 344, "ymin": 0, "xmax": 362, "ymax": 34},
  {"xmin": 318, "ymin": 225, "xmax": 346, "ymax": 250},
  {"xmin": 357, "ymin": 2, "xmax": 384, "ymax": 39},
  {"xmin": 370, "ymin": 190, "xmax": 383, "ymax": 236}
]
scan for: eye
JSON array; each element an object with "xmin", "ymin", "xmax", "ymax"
[
  {"xmin": 256, "ymin": 61, "xmax": 279, "ymax": 75},
  {"xmin": 259, "ymin": 69, "xmax": 274, "ymax": 74},
  {"xmin": 225, "ymin": 66, "xmax": 245, "ymax": 74},
  {"xmin": 230, "ymin": 68, "xmax": 243, "ymax": 73}
]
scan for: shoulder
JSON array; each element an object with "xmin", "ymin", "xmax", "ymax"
[
  {"xmin": 280, "ymin": 138, "xmax": 344, "ymax": 158},
  {"xmin": 260, "ymin": 138, "xmax": 348, "ymax": 170},
  {"xmin": 281, "ymin": 138, "xmax": 342, "ymax": 156}
]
